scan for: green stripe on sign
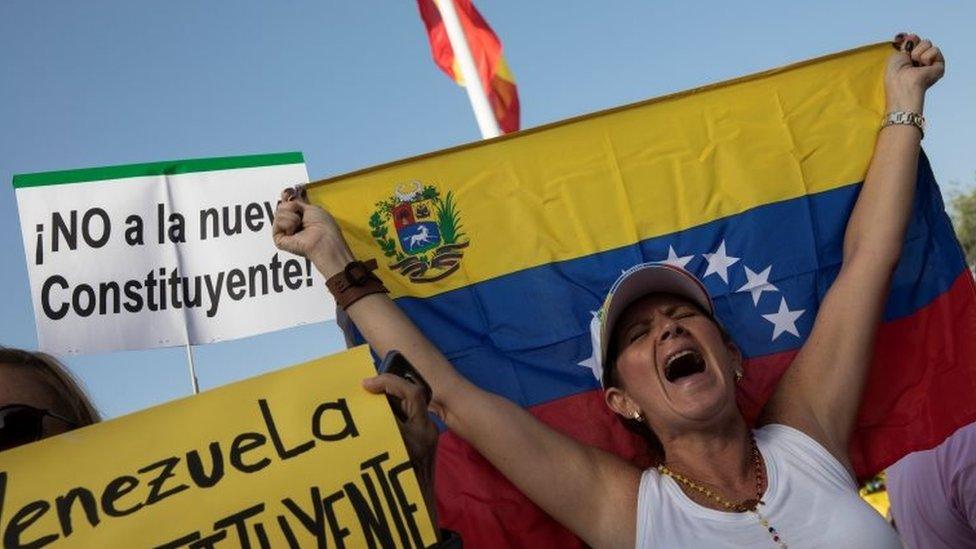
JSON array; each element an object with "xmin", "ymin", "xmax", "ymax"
[{"xmin": 12, "ymin": 152, "xmax": 305, "ymax": 188}]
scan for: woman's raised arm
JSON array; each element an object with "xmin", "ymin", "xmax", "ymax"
[
  {"xmin": 272, "ymin": 190, "xmax": 641, "ymax": 548},
  {"xmin": 761, "ymin": 34, "xmax": 946, "ymax": 472}
]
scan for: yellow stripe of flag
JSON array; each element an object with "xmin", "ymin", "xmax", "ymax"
[{"xmin": 309, "ymin": 44, "xmax": 888, "ymax": 300}]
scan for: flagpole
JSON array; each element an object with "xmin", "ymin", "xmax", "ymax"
[
  {"xmin": 185, "ymin": 343, "xmax": 200, "ymax": 394},
  {"xmin": 434, "ymin": 0, "xmax": 502, "ymax": 139}
]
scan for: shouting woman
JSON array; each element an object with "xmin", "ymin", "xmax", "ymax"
[{"xmin": 273, "ymin": 34, "xmax": 943, "ymax": 548}]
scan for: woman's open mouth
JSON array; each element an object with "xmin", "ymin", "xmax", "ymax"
[{"xmin": 664, "ymin": 349, "xmax": 706, "ymax": 382}]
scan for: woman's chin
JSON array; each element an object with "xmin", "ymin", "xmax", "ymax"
[{"xmin": 665, "ymin": 373, "xmax": 735, "ymax": 423}]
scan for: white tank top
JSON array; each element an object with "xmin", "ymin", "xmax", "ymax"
[{"xmin": 635, "ymin": 424, "xmax": 901, "ymax": 548}]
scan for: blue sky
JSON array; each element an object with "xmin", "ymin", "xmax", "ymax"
[{"xmin": 1, "ymin": 1, "xmax": 973, "ymax": 418}]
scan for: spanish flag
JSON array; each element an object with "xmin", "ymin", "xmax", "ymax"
[
  {"xmin": 416, "ymin": 0, "xmax": 520, "ymax": 133},
  {"xmin": 311, "ymin": 44, "xmax": 976, "ymax": 546}
]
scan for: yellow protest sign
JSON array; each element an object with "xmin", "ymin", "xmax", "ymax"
[{"xmin": 0, "ymin": 346, "xmax": 437, "ymax": 548}]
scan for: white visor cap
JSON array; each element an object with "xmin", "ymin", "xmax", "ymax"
[{"xmin": 590, "ymin": 263, "xmax": 714, "ymax": 387}]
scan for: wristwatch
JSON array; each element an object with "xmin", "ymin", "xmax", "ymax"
[
  {"xmin": 882, "ymin": 111, "xmax": 925, "ymax": 139},
  {"xmin": 325, "ymin": 259, "xmax": 389, "ymax": 310}
]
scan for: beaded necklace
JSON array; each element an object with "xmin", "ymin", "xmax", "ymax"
[{"xmin": 656, "ymin": 434, "xmax": 788, "ymax": 548}]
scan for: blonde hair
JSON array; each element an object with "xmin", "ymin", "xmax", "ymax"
[{"xmin": 0, "ymin": 348, "xmax": 100, "ymax": 426}]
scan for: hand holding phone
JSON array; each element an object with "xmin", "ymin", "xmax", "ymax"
[
  {"xmin": 378, "ymin": 351, "xmax": 433, "ymax": 422},
  {"xmin": 364, "ymin": 351, "xmax": 442, "ymax": 541}
]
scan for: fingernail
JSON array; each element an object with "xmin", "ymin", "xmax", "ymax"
[{"xmin": 894, "ymin": 33, "xmax": 905, "ymax": 41}]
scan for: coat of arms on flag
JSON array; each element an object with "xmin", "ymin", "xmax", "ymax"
[{"xmin": 369, "ymin": 181, "xmax": 469, "ymax": 283}]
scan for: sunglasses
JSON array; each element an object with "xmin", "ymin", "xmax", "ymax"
[{"xmin": 0, "ymin": 404, "xmax": 77, "ymax": 452}]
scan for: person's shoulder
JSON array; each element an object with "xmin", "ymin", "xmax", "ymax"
[
  {"xmin": 636, "ymin": 467, "xmax": 665, "ymax": 512},
  {"xmin": 756, "ymin": 423, "xmax": 856, "ymax": 489},
  {"xmin": 637, "ymin": 466, "xmax": 663, "ymax": 494},
  {"xmin": 754, "ymin": 422, "xmax": 810, "ymax": 447},
  {"xmin": 635, "ymin": 467, "xmax": 664, "ymax": 549},
  {"xmin": 941, "ymin": 421, "xmax": 976, "ymax": 465}
]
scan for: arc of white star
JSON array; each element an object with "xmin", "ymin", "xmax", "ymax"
[
  {"xmin": 578, "ymin": 352, "xmax": 599, "ymax": 374},
  {"xmin": 762, "ymin": 298, "xmax": 805, "ymax": 341},
  {"xmin": 657, "ymin": 245, "xmax": 694, "ymax": 269},
  {"xmin": 578, "ymin": 310, "xmax": 602, "ymax": 380},
  {"xmin": 736, "ymin": 265, "xmax": 779, "ymax": 305},
  {"xmin": 702, "ymin": 240, "xmax": 740, "ymax": 284}
]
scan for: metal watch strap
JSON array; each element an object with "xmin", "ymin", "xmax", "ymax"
[
  {"xmin": 882, "ymin": 111, "xmax": 925, "ymax": 138},
  {"xmin": 325, "ymin": 259, "xmax": 389, "ymax": 310}
]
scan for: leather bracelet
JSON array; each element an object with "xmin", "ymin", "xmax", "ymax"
[
  {"xmin": 882, "ymin": 111, "xmax": 925, "ymax": 139},
  {"xmin": 325, "ymin": 259, "xmax": 389, "ymax": 310}
]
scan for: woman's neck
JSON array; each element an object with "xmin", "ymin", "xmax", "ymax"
[{"xmin": 659, "ymin": 417, "xmax": 760, "ymax": 500}]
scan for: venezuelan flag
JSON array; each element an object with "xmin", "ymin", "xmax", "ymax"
[
  {"xmin": 416, "ymin": 0, "xmax": 520, "ymax": 133},
  {"xmin": 309, "ymin": 44, "xmax": 976, "ymax": 546}
]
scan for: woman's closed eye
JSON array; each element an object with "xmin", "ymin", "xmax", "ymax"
[{"xmin": 627, "ymin": 326, "xmax": 649, "ymax": 344}]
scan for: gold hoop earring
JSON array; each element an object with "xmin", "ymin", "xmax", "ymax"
[{"xmin": 632, "ymin": 410, "xmax": 644, "ymax": 422}]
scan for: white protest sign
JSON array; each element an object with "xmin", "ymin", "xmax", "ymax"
[{"xmin": 13, "ymin": 152, "xmax": 333, "ymax": 354}]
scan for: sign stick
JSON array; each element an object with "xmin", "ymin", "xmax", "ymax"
[{"xmin": 185, "ymin": 343, "xmax": 200, "ymax": 394}]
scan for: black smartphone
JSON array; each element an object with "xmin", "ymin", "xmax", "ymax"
[{"xmin": 378, "ymin": 350, "xmax": 432, "ymax": 422}]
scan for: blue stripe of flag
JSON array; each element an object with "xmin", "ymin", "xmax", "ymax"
[{"xmin": 354, "ymin": 152, "xmax": 963, "ymax": 409}]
